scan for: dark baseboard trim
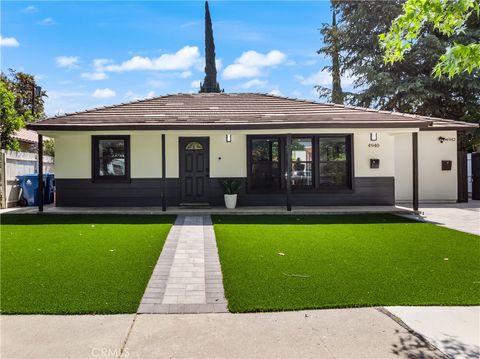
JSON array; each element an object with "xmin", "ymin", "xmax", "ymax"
[{"xmin": 55, "ymin": 176, "xmax": 394, "ymax": 207}]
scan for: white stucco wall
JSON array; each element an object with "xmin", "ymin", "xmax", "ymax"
[
  {"xmin": 50, "ymin": 132, "xmax": 163, "ymax": 179},
  {"xmin": 130, "ymin": 133, "xmax": 162, "ymax": 178},
  {"xmin": 353, "ymin": 130, "xmax": 395, "ymax": 177},
  {"xmin": 41, "ymin": 128, "xmax": 459, "ymax": 202},
  {"xmin": 394, "ymin": 130, "xmax": 458, "ymax": 202},
  {"xmin": 418, "ymin": 131, "xmax": 457, "ymax": 202},
  {"xmin": 394, "ymin": 133, "xmax": 413, "ymax": 201},
  {"xmin": 44, "ymin": 128, "xmax": 408, "ymax": 180},
  {"xmin": 53, "ymin": 133, "xmax": 91, "ymax": 179}
]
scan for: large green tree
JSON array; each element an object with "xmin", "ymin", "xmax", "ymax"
[
  {"xmin": 0, "ymin": 81, "xmax": 24, "ymax": 150},
  {"xmin": 380, "ymin": 0, "xmax": 480, "ymax": 78},
  {"xmin": 318, "ymin": 0, "xmax": 479, "ymax": 150},
  {"xmin": 0, "ymin": 69, "xmax": 46, "ymax": 122}
]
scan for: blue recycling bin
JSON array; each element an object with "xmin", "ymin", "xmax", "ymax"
[{"xmin": 16, "ymin": 174, "xmax": 54, "ymax": 206}]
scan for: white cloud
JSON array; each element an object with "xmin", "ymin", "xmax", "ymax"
[
  {"xmin": 241, "ymin": 78, "xmax": 268, "ymax": 89},
  {"xmin": 291, "ymin": 90, "xmax": 302, "ymax": 98},
  {"xmin": 124, "ymin": 90, "xmax": 155, "ymax": 101},
  {"xmin": 55, "ymin": 56, "xmax": 80, "ymax": 69},
  {"xmin": 81, "ymin": 72, "xmax": 108, "ymax": 81},
  {"xmin": 303, "ymin": 59, "xmax": 317, "ymax": 66},
  {"xmin": 48, "ymin": 90, "xmax": 88, "ymax": 99},
  {"xmin": 269, "ymin": 89, "xmax": 284, "ymax": 97},
  {"xmin": 0, "ymin": 36, "xmax": 20, "ymax": 47},
  {"xmin": 223, "ymin": 50, "xmax": 287, "ymax": 80},
  {"xmin": 180, "ymin": 70, "xmax": 192, "ymax": 78},
  {"xmin": 296, "ymin": 69, "xmax": 356, "ymax": 87},
  {"xmin": 39, "ymin": 17, "xmax": 55, "ymax": 25},
  {"xmin": 92, "ymin": 88, "xmax": 116, "ymax": 98},
  {"xmin": 147, "ymin": 79, "xmax": 167, "ymax": 88},
  {"xmin": 295, "ymin": 69, "xmax": 330, "ymax": 86},
  {"xmin": 34, "ymin": 74, "xmax": 47, "ymax": 80},
  {"xmin": 102, "ymin": 46, "xmax": 201, "ymax": 72},
  {"xmin": 93, "ymin": 58, "xmax": 112, "ymax": 68},
  {"xmin": 190, "ymin": 80, "xmax": 201, "ymax": 89},
  {"xmin": 22, "ymin": 5, "xmax": 38, "ymax": 13}
]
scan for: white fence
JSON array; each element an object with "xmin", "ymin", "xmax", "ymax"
[{"xmin": 0, "ymin": 150, "xmax": 54, "ymax": 208}]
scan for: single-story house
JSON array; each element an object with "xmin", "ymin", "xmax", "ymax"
[
  {"xmin": 13, "ymin": 128, "xmax": 41, "ymax": 153},
  {"xmin": 27, "ymin": 93, "xmax": 477, "ymax": 209}
]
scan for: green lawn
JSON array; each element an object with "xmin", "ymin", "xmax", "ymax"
[
  {"xmin": 1, "ymin": 214, "xmax": 174, "ymax": 314},
  {"xmin": 213, "ymin": 214, "xmax": 480, "ymax": 313}
]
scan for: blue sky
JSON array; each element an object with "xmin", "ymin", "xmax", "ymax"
[{"xmin": 1, "ymin": 1, "xmax": 349, "ymax": 116}]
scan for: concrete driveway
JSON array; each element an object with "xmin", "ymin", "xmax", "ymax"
[
  {"xmin": 417, "ymin": 201, "xmax": 479, "ymax": 235},
  {"xmin": 1, "ymin": 308, "xmax": 445, "ymax": 359}
]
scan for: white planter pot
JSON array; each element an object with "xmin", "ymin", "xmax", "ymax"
[{"xmin": 224, "ymin": 194, "xmax": 237, "ymax": 209}]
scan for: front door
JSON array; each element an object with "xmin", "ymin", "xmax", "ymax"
[{"xmin": 179, "ymin": 137, "xmax": 209, "ymax": 204}]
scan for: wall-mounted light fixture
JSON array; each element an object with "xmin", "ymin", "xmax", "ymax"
[
  {"xmin": 226, "ymin": 134, "xmax": 232, "ymax": 143},
  {"xmin": 370, "ymin": 132, "xmax": 378, "ymax": 141}
]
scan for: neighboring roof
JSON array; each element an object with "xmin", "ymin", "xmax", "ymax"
[
  {"xmin": 28, "ymin": 93, "xmax": 478, "ymax": 131},
  {"xmin": 13, "ymin": 128, "xmax": 40, "ymax": 144}
]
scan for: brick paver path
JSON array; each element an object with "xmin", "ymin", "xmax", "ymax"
[{"xmin": 138, "ymin": 215, "xmax": 228, "ymax": 314}]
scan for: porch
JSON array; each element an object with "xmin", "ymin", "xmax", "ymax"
[{"xmin": 2, "ymin": 204, "xmax": 409, "ymax": 215}]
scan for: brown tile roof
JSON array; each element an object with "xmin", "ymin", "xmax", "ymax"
[
  {"xmin": 28, "ymin": 93, "xmax": 477, "ymax": 131},
  {"xmin": 14, "ymin": 128, "xmax": 40, "ymax": 143}
]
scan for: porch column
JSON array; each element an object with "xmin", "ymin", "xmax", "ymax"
[
  {"xmin": 161, "ymin": 134, "xmax": 166, "ymax": 211},
  {"xmin": 286, "ymin": 134, "xmax": 292, "ymax": 211},
  {"xmin": 412, "ymin": 132, "xmax": 419, "ymax": 212},
  {"xmin": 38, "ymin": 134, "xmax": 44, "ymax": 212}
]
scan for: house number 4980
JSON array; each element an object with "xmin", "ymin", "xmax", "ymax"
[{"xmin": 368, "ymin": 143, "xmax": 380, "ymax": 148}]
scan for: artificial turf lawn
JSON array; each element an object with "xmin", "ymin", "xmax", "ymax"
[
  {"xmin": 1, "ymin": 214, "xmax": 174, "ymax": 314},
  {"xmin": 213, "ymin": 214, "xmax": 480, "ymax": 313}
]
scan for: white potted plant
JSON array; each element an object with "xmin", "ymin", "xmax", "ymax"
[{"xmin": 221, "ymin": 179, "xmax": 242, "ymax": 209}]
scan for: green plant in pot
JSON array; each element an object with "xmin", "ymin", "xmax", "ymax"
[{"xmin": 221, "ymin": 179, "xmax": 242, "ymax": 209}]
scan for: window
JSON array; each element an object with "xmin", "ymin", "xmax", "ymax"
[
  {"xmin": 318, "ymin": 137, "xmax": 349, "ymax": 187},
  {"xmin": 249, "ymin": 137, "xmax": 281, "ymax": 190},
  {"xmin": 247, "ymin": 135, "xmax": 352, "ymax": 192},
  {"xmin": 185, "ymin": 141, "xmax": 203, "ymax": 150},
  {"xmin": 291, "ymin": 137, "xmax": 313, "ymax": 187},
  {"xmin": 92, "ymin": 135, "xmax": 130, "ymax": 181}
]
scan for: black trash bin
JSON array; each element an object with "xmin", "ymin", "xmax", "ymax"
[{"xmin": 44, "ymin": 173, "xmax": 55, "ymax": 204}]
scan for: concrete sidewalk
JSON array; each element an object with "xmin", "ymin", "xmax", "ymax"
[
  {"xmin": 386, "ymin": 306, "xmax": 480, "ymax": 359},
  {"xmin": 1, "ymin": 308, "xmax": 444, "ymax": 359}
]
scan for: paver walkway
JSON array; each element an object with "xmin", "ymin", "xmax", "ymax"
[{"xmin": 138, "ymin": 215, "xmax": 228, "ymax": 314}]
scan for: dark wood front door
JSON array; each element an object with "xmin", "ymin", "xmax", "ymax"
[{"xmin": 179, "ymin": 137, "xmax": 209, "ymax": 204}]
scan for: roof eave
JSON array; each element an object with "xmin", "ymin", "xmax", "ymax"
[{"xmin": 27, "ymin": 121, "xmax": 432, "ymax": 131}]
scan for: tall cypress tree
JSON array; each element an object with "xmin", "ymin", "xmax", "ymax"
[
  {"xmin": 331, "ymin": 9, "xmax": 343, "ymax": 104},
  {"xmin": 200, "ymin": 1, "xmax": 222, "ymax": 93}
]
